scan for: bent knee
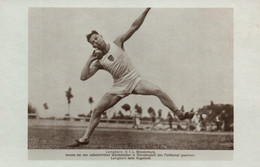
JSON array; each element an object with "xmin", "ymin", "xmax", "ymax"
[{"xmin": 92, "ymin": 108, "xmax": 104, "ymax": 116}]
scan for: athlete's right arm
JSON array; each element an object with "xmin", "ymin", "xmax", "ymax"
[{"xmin": 80, "ymin": 52, "xmax": 102, "ymax": 81}]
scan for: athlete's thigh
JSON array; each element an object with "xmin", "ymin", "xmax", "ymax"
[
  {"xmin": 132, "ymin": 79, "xmax": 160, "ymax": 95},
  {"xmin": 94, "ymin": 93, "xmax": 122, "ymax": 111}
]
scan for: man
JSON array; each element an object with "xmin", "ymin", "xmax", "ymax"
[
  {"xmin": 132, "ymin": 105, "xmax": 142, "ymax": 129},
  {"xmin": 166, "ymin": 111, "xmax": 174, "ymax": 130},
  {"xmin": 73, "ymin": 8, "xmax": 194, "ymax": 146},
  {"xmin": 152, "ymin": 109, "xmax": 163, "ymax": 130}
]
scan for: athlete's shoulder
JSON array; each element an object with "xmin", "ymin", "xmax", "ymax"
[{"xmin": 113, "ymin": 36, "xmax": 125, "ymax": 50}]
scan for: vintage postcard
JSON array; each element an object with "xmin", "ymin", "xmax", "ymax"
[{"xmin": 1, "ymin": 0, "xmax": 260, "ymax": 167}]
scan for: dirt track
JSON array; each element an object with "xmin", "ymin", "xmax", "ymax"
[{"xmin": 28, "ymin": 126, "xmax": 233, "ymax": 150}]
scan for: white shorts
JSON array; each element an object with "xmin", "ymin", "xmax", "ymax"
[{"xmin": 109, "ymin": 71, "xmax": 142, "ymax": 98}]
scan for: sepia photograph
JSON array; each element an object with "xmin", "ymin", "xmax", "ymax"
[
  {"xmin": 1, "ymin": 0, "xmax": 260, "ymax": 166},
  {"xmin": 28, "ymin": 8, "xmax": 233, "ymax": 159}
]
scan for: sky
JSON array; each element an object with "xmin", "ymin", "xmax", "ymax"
[{"xmin": 28, "ymin": 8, "xmax": 233, "ymax": 118}]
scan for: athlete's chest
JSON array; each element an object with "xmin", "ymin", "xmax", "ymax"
[{"xmin": 101, "ymin": 45, "xmax": 125, "ymax": 66}]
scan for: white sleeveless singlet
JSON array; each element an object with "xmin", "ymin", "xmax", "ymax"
[{"xmin": 98, "ymin": 42, "xmax": 142, "ymax": 97}]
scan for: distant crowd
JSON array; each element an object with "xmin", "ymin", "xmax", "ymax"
[
  {"xmin": 28, "ymin": 101, "xmax": 233, "ymax": 132},
  {"xmin": 80, "ymin": 101, "xmax": 234, "ymax": 132}
]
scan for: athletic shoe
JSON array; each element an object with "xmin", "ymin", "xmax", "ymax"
[
  {"xmin": 178, "ymin": 112, "xmax": 194, "ymax": 120},
  {"xmin": 186, "ymin": 112, "xmax": 195, "ymax": 119},
  {"xmin": 67, "ymin": 139, "xmax": 90, "ymax": 147}
]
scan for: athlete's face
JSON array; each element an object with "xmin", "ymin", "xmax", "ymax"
[{"xmin": 89, "ymin": 34, "xmax": 106, "ymax": 49}]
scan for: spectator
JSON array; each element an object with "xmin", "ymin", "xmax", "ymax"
[
  {"xmin": 167, "ymin": 112, "xmax": 173, "ymax": 130},
  {"xmin": 152, "ymin": 109, "xmax": 163, "ymax": 129},
  {"xmin": 132, "ymin": 109, "xmax": 142, "ymax": 129},
  {"xmin": 214, "ymin": 114, "xmax": 222, "ymax": 131},
  {"xmin": 192, "ymin": 113, "xmax": 201, "ymax": 131},
  {"xmin": 147, "ymin": 108, "xmax": 156, "ymax": 129},
  {"xmin": 200, "ymin": 114, "xmax": 207, "ymax": 131}
]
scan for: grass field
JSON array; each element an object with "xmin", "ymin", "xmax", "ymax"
[{"xmin": 28, "ymin": 126, "xmax": 233, "ymax": 150}]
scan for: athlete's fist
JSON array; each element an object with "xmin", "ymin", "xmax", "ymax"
[{"xmin": 91, "ymin": 49, "xmax": 103, "ymax": 60}]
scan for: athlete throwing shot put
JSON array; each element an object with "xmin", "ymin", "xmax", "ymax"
[{"xmin": 71, "ymin": 8, "xmax": 194, "ymax": 146}]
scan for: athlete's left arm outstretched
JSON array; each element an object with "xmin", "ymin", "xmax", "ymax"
[{"xmin": 114, "ymin": 8, "xmax": 151, "ymax": 48}]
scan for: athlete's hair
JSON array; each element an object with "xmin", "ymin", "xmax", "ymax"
[{"xmin": 86, "ymin": 30, "xmax": 99, "ymax": 42}]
